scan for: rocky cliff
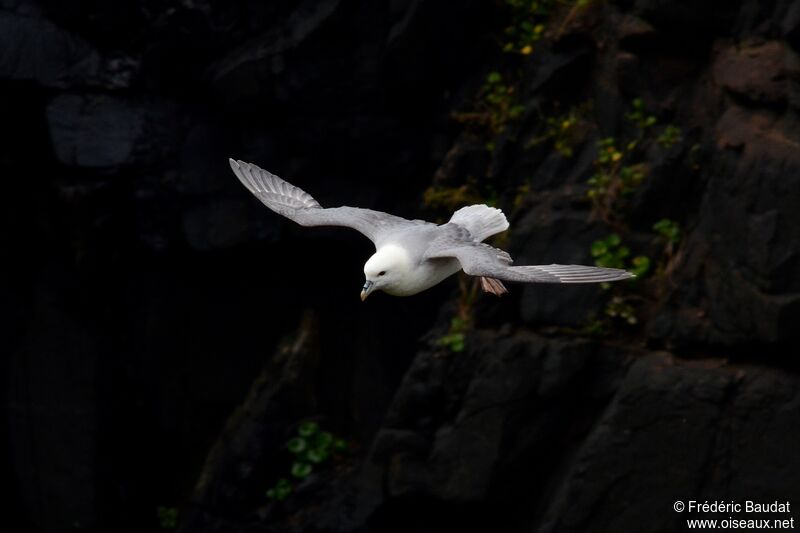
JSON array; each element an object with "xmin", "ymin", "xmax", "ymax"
[{"xmin": 1, "ymin": 1, "xmax": 799, "ymax": 532}]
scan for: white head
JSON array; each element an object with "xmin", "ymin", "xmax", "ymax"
[{"xmin": 361, "ymin": 244, "xmax": 412, "ymax": 300}]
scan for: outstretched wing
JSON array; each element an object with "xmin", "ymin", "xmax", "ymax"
[
  {"xmin": 425, "ymin": 224, "xmax": 634, "ymax": 284},
  {"xmin": 230, "ymin": 159, "xmax": 422, "ymax": 243}
]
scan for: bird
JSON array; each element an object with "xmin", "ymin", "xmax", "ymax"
[{"xmin": 228, "ymin": 159, "xmax": 634, "ymax": 301}]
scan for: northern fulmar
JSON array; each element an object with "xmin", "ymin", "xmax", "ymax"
[{"xmin": 229, "ymin": 159, "xmax": 634, "ymax": 300}]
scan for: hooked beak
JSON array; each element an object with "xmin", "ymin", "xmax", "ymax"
[{"xmin": 360, "ymin": 280, "xmax": 375, "ymax": 301}]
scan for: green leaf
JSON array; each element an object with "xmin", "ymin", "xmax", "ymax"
[
  {"xmin": 157, "ymin": 507, "xmax": 178, "ymax": 530},
  {"xmin": 291, "ymin": 461, "xmax": 312, "ymax": 479},
  {"xmin": 452, "ymin": 337, "xmax": 465, "ymax": 352},
  {"xmin": 631, "ymin": 255, "xmax": 651, "ymax": 277},
  {"xmin": 487, "ymin": 71, "xmax": 502, "ymax": 84},
  {"xmin": 298, "ymin": 421, "xmax": 319, "ymax": 438},
  {"xmin": 307, "ymin": 448, "xmax": 329, "ymax": 464},
  {"xmin": 607, "ymin": 233, "xmax": 621, "ymax": 246},
  {"xmin": 653, "ymin": 218, "xmax": 680, "ymax": 243},
  {"xmin": 591, "ymin": 240, "xmax": 607, "ymax": 257},
  {"xmin": 287, "ymin": 437, "xmax": 306, "ymax": 454},
  {"xmin": 315, "ymin": 431, "xmax": 334, "ymax": 450},
  {"xmin": 268, "ymin": 479, "xmax": 293, "ymax": 502},
  {"xmin": 333, "ymin": 438, "xmax": 349, "ymax": 453}
]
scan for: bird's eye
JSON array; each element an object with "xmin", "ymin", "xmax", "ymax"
[{"xmin": 378, "ymin": 271, "xmax": 386, "ymax": 276}]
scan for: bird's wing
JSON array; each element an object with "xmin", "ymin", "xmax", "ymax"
[
  {"xmin": 230, "ymin": 159, "xmax": 422, "ymax": 243},
  {"xmin": 425, "ymin": 224, "xmax": 634, "ymax": 284}
]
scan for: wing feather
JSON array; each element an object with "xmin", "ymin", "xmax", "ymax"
[
  {"xmin": 425, "ymin": 225, "xmax": 634, "ymax": 284},
  {"xmin": 229, "ymin": 159, "xmax": 422, "ymax": 243}
]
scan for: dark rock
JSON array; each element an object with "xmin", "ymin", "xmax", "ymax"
[
  {"xmin": 6, "ymin": 265, "xmax": 100, "ymax": 533},
  {"xmin": 663, "ymin": 103, "xmax": 800, "ymax": 346},
  {"xmin": 182, "ymin": 199, "xmax": 251, "ymax": 251},
  {"xmin": 46, "ymin": 94, "xmax": 182, "ymax": 170},
  {"xmin": 4, "ymin": 0, "xmax": 800, "ymax": 531},
  {"xmin": 512, "ymin": 196, "xmax": 606, "ymax": 327},
  {"xmin": 633, "ymin": 0, "xmax": 738, "ymax": 35},
  {"xmin": 343, "ymin": 332, "xmax": 632, "ymax": 531},
  {"xmin": 616, "ymin": 13, "xmax": 656, "ymax": 42},
  {"xmin": 712, "ymin": 40, "xmax": 800, "ymax": 105},
  {"xmin": 538, "ymin": 354, "xmax": 800, "ymax": 532},
  {"xmin": 784, "ymin": 1, "xmax": 800, "ymax": 49},
  {"xmin": 0, "ymin": 11, "xmax": 99, "ymax": 88},
  {"xmin": 180, "ymin": 312, "xmax": 321, "ymax": 531},
  {"xmin": 47, "ymin": 94, "xmax": 143, "ymax": 168}
]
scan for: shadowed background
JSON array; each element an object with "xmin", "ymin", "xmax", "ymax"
[{"xmin": 1, "ymin": 0, "xmax": 799, "ymax": 532}]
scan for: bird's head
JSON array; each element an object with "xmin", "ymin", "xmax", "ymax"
[{"xmin": 361, "ymin": 244, "xmax": 411, "ymax": 300}]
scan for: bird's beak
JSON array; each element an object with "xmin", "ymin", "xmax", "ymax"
[{"xmin": 360, "ymin": 280, "xmax": 375, "ymax": 301}]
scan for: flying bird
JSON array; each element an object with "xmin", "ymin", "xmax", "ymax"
[{"xmin": 229, "ymin": 159, "xmax": 634, "ymax": 300}]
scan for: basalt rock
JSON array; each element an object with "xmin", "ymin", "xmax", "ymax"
[{"xmin": 2, "ymin": 0, "xmax": 800, "ymax": 532}]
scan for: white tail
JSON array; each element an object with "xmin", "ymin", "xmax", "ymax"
[{"xmin": 449, "ymin": 204, "xmax": 509, "ymax": 242}]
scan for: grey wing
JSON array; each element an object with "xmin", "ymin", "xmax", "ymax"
[
  {"xmin": 230, "ymin": 159, "xmax": 419, "ymax": 243},
  {"xmin": 425, "ymin": 224, "xmax": 634, "ymax": 284}
]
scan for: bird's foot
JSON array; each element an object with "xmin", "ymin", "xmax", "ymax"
[{"xmin": 480, "ymin": 277, "xmax": 508, "ymax": 296}]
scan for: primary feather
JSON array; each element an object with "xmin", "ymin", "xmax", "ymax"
[{"xmin": 229, "ymin": 159, "xmax": 426, "ymax": 242}]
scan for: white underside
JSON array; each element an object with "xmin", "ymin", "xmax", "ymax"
[
  {"xmin": 384, "ymin": 256, "xmax": 462, "ymax": 296},
  {"xmin": 365, "ymin": 243, "xmax": 462, "ymax": 297}
]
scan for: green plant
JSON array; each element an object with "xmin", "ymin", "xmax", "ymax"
[
  {"xmin": 266, "ymin": 421, "xmax": 350, "ymax": 503},
  {"xmin": 579, "ymin": 294, "xmax": 640, "ymax": 335},
  {"xmin": 451, "ymin": 71, "xmax": 526, "ymax": 143},
  {"xmin": 590, "ymin": 234, "xmax": 650, "ymax": 277},
  {"xmin": 157, "ymin": 506, "xmax": 178, "ymax": 530},
  {"xmin": 435, "ymin": 274, "xmax": 483, "ymax": 354},
  {"xmin": 590, "ymin": 233, "xmax": 628, "ymax": 269},
  {"xmin": 585, "ymin": 232, "xmax": 657, "ymax": 332},
  {"xmin": 502, "ymin": 0, "xmax": 556, "ymax": 54},
  {"xmin": 625, "ymin": 98, "xmax": 656, "ymax": 129},
  {"xmin": 423, "ymin": 182, "xmax": 488, "ymax": 212},
  {"xmin": 483, "ymin": 71, "xmax": 526, "ymax": 135},
  {"xmin": 502, "ymin": 0, "xmax": 590, "ymax": 55},
  {"xmin": 529, "ymin": 101, "xmax": 593, "ymax": 157},
  {"xmin": 586, "ymin": 136, "xmax": 650, "ymax": 218},
  {"xmin": 604, "ymin": 296, "xmax": 638, "ymax": 325},
  {"xmin": 657, "ymin": 125, "xmax": 682, "ymax": 148},
  {"xmin": 437, "ymin": 317, "xmax": 468, "ymax": 353},
  {"xmin": 652, "ymin": 218, "xmax": 680, "ymax": 244},
  {"xmin": 582, "ymin": 316, "xmax": 609, "ymax": 336},
  {"xmin": 513, "ymin": 182, "xmax": 531, "ymax": 210},
  {"xmin": 629, "ymin": 255, "xmax": 651, "ymax": 278},
  {"xmin": 652, "ymin": 218, "xmax": 681, "ymax": 264},
  {"xmin": 587, "ymin": 98, "xmax": 657, "ymax": 220},
  {"xmin": 266, "ymin": 478, "xmax": 292, "ymax": 502}
]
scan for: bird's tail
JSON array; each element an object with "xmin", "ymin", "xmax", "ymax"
[{"xmin": 449, "ymin": 204, "xmax": 509, "ymax": 242}]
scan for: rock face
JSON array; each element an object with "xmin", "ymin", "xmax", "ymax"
[{"xmin": 1, "ymin": 1, "xmax": 799, "ymax": 532}]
